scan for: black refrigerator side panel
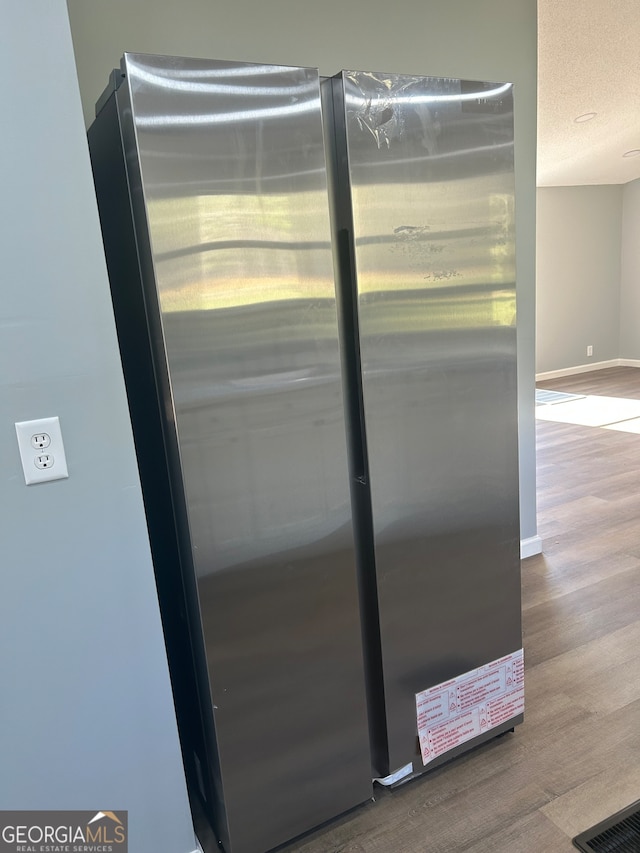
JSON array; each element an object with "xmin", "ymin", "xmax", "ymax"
[{"xmin": 87, "ymin": 91, "xmax": 230, "ymax": 851}]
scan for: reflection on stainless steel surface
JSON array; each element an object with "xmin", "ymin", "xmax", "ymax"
[
  {"xmin": 89, "ymin": 54, "xmax": 371, "ymax": 853},
  {"xmin": 329, "ymin": 70, "xmax": 521, "ymax": 777},
  {"xmin": 126, "ymin": 54, "xmax": 322, "ymax": 127}
]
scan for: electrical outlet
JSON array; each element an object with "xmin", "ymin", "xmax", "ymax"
[
  {"xmin": 587, "ymin": 345, "xmax": 593, "ymax": 357},
  {"xmin": 15, "ymin": 417, "xmax": 69, "ymax": 485},
  {"xmin": 31, "ymin": 433, "xmax": 51, "ymax": 449}
]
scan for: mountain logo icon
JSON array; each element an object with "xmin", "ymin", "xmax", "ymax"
[{"xmin": 88, "ymin": 812, "xmax": 123, "ymax": 826}]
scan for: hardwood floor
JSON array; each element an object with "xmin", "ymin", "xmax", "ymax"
[{"xmin": 275, "ymin": 367, "xmax": 640, "ymax": 853}]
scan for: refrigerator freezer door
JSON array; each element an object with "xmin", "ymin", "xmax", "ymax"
[
  {"xmin": 330, "ymin": 71, "xmax": 522, "ymax": 776},
  {"xmin": 102, "ymin": 54, "xmax": 372, "ymax": 853}
]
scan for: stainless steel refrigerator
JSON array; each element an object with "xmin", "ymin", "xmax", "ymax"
[
  {"xmin": 88, "ymin": 54, "xmax": 373, "ymax": 853},
  {"xmin": 323, "ymin": 70, "xmax": 522, "ymax": 782},
  {"xmin": 88, "ymin": 53, "xmax": 522, "ymax": 853}
]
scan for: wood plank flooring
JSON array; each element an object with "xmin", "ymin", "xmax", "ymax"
[{"xmin": 271, "ymin": 367, "xmax": 640, "ymax": 853}]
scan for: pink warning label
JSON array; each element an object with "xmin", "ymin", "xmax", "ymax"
[
  {"xmin": 416, "ymin": 648, "xmax": 524, "ymax": 766},
  {"xmin": 457, "ymin": 669, "xmax": 505, "ymax": 711},
  {"xmin": 417, "ymin": 690, "xmax": 450, "ymax": 729}
]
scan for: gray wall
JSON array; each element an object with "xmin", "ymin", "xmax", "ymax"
[
  {"xmin": 66, "ymin": 0, "xmax": 539, "ymax": 545},
  {"xmin": 0, "ymin": 4, "xmax": 197, "ymax": 852},
  {"xmin": 536, "ymin": 185, "xmax": 623, "ymax": 374},
  {"xmin": 620, "ymin": 178, "xmax": 640, "ymax": 359}
]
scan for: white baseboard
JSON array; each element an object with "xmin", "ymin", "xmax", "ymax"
[
  {"xmin": 536, "ymin": 359, "xmax": 621, "ymax": 381},
  {"xmin": 536, "ymin": 358, "xmax": 640, "ymax": 381},
  {"xmin": 521, "ymin": 535, "xmax": 542, "ymax": 559}
]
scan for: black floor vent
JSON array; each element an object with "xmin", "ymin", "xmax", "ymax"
[{"xmin": 573, "ymin": 800, "xmax": 640, "ymax": 852}]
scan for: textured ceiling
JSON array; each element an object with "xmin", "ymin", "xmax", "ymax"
[{"xmin": 538, "ymin": 0, "xmax": 640, "ymax": 186}]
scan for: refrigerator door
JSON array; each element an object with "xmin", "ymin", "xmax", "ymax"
[
  {"xmin": 328, "ymin": 71, "xmax": 522, "ymax": 777},
  {"xmin": 91, "ymin": 54, "xmax": 372, "ymax": 853}
]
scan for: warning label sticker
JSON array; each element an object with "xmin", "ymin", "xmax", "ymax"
[{"xmin": 416, "ymin": 648, "xmax": 524, "ymax": 766}]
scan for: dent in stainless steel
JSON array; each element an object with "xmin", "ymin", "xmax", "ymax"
[
  {"xmin": 326, "ymin": 70, "xmax": 522, "ymax": 777},
  {"xmin": 89, "ymin": 54, "xmax": 371, "ymax": 853}
]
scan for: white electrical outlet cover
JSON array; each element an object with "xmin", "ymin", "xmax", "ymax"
[{"xmin": 15, "ymin": 417, "xmax": 69, "ymax": 485}]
